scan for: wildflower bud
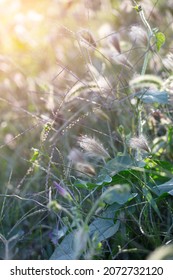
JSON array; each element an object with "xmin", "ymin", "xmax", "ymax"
[
  {"xmin": 53, "ymin": 181, "xmax": 72, "ymax": 201},
  {"xmin": 47, "ymin": 200, "xmax": 62, "ymax": 212},
  {"xmin": 129, "ymin": 135, "xmax": 151, "ymax": 153}
]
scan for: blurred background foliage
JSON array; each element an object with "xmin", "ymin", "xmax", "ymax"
[{"xmin": 0, "ymin": 0, "xmax": 173, "ymax": 259}]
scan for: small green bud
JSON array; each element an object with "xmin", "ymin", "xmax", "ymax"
[{"xmin": 48, "ymin": 200, "xmax": 62, "ymax": 212}]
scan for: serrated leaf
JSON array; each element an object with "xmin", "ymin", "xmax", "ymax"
[{"xmin": 155, "ymin": 32, "xmax": 165, "ymax": 51}]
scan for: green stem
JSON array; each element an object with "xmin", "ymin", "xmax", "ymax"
[
  {"xmin": 135, "ymin": 4, "xmax": 153, "ymax": 159},
  {"xmin": 141, "ymin": 49, "xmax": 150, "ymax": 76}
]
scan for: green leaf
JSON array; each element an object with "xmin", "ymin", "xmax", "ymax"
[
  {"xmin": 143, "ymin": 188, "xmax": 161, "ymax": 218},
  {"xmin": 50, "ymin": 232, "xmax": 74, "ymax": 260},
  {"xmin": 74, "ymin": 179, "xmax": 95, "ymax": 190},
  {"xmin": 99, "ymin": 155, "xmax": 134, "ymax": 178},
  {"xmin": 96, "ymin": 174, "xmax": 112, "ymax": 186},
  {"xmin": 137, "ymin": 89, "xmax": 168, "ymax": 104},
  {"xmin": 101, "ymin": 203, "xmax": 121, "ymax": 218},
  {"xmin": 154, "ymin": 178, "xmax": 173, "ymax": 195},
  {"xmin": 89, "ymin": 218, "xmax": 120, "ymax": 242},
  {"xmin": 155, "ymin": 32, "xmax": 165, "ymax": 51},
  {"xmin": 103, "ymin": 184, "xmax": 136, "ymax": 205},
  {"xmin": 30, "ymin": 148, "xmax": 39, "ymax": 162}
]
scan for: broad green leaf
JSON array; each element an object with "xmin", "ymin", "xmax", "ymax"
[
  {"xmin": 99, "ymin": 155, "xmax": 134, "ymax": 178},
  {"xmin": 137, "ymin": 89, "xmax": 168, "ymax": 104},
  {"xmin": 153, "ymin": 178, "xmax": 173, "ymax": 195},
  {"xmin": 155, "ymin": 32, "xmax": 165, "ymax": 51},
  {"xmin": 74, "ymin": 179, "xmax": 95, "ymax": 190},
  {"xmin": 101, "ymin": 203, "xmax": 121, "ymax": 219},
  {"xmin": 168, "ymin": 190, "xmax": 173, "ymax": 196},
  {"xmin": 103, "ymin": 184, "xmax": 137, "ymax": 205},
  {"xmin": 89, "ymin": 218, "xmax": 120, "ymax": 242},
  {"xmin": 111, "ymin": 169, "xmax": 143, "ymax": 185},
  {"xmin": 50, "ymin": 232, "xmax": 74, "ymax": 260},
  {"xmin": 96, "ymin": 174, "xmax": 112, "ymax": 186}
]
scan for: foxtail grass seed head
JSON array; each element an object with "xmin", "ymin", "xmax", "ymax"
[
  {"xmin": 67, "ymin": 148, "xmax": 85, "ymax": 163},
  {"xmin": 109, "ymin": 34, "xmax": 121, "ymax": 53},
  {"xmin": 163, "ymin": 53, "xmax": 173, "ymax": 71},
  {"xmin": 78, "ymin": 135, "xmax": 110, "ymax": 159},
  {"xmin": 129, "ymin": 25, "xmax": 148, "ymax": 46},
  {"xmin": 110, "ymin": 51, "xmax": 133, "ymax": 69},
  {"xmin": 77, "ymin": 29, "xmax": 97, "ymax": 48},
  {"xmin": 162, "ymin": 76, "xmax": 173, "ymax": 94},
  {"xmin": 75, "ymin": 162, "xmax": 96, "ymax": 177},
  {"xmin": 53, "ymin": 181, "xmax": 72, "ymax": 200},
  {"xmin": 129, "ymin": 135, "xmax": 151, "ymax": 153}
]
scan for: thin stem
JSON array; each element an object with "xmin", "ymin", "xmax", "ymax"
[
  {"xmin": 139, "ymin": 9, "xmax": 153, "ymax": 36},
  {"xmin": 134, "ymin": 4, "xmax": 154, "ymax": 159}
]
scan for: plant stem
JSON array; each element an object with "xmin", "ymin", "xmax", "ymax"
[{"xmin": 135, "ymin": 4, "xmax": 153, "ymax": 159}]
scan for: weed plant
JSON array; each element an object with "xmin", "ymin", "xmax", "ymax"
[{"xmin": 0, "ymin": 0, "xmax": 173, "ymax": 260}]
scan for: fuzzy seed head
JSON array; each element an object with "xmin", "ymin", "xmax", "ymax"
[
  {"xmin": 111, "ymin": 51, "xmax": 133, "ymax": 69},
  {"xmin": 109, "ymin": 34, "xmax": 121, "ymax": 53},
  {"xmin": 67, "ymin": 148, "xmax": 85, "ymax": 163},
  {"xmin": 75, "ymin": 162, "xmax": 96, "ymax": 177},
  {"xmin": 78, "ymin": 135, "xmax": 110, "ymax": 159},
  {"xmin": 129, "ymin": 135, "xmax": 151, "ymax": 153},
  {"xmin": 163, "ymin": 53, "xmax": 173, "ymax": 71},
  {"xmin": 129, "ymin": 25, "xmax": 148, "ymax": 46},
  {"xmin": 77, "ymin": 29, "xmax": 97, "ymax": 48}
]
